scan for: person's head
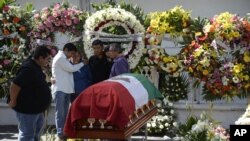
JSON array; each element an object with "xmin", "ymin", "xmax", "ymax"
[
  {"xmin": 92, "ymin": 39, "xmax": 104, "ymax": 57},
  {"xmin": 32, "ymin": 46, "xmax": 51, "ymax": 68},
  {"xmin": 70, "ymin": 50, "xmax": 82, "ymax": 64},
  {"xmin": 109, "ymin": 43, "xmax": 123, "ymax": 59},
  {"xmin": 104, "ymin": 45, "xmax": 111, "ymax": 58},
  {"xmin": 63, "ymin": 43, "xmax": 77, "ymax": 58}
]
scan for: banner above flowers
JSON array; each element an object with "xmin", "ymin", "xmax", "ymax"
[{"xmin": 84, "ymin": 8, "xmax": 145, "ymax": 69}]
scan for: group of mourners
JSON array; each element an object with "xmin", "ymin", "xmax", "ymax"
[{"xmin": 7, "ymin": 39, "xmax": 130, "ymax": 141}]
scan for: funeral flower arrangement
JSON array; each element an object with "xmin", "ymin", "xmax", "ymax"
[
  {"xmin": 29, "ymin": 2, "xmax": 87, "ymax": 43},
  {"xmin": 147, "ymin": 100, "xmax": 178, "ymax": 136},
  {"xmin": 0, "ymin": 1, "xmax": 33, "ymax": 97},
  {"xmin": 177, "ymin": 112, "xmax": 230, "ymax": 141},
  {"xmin": 84, "ymin": 8, "xmax": 145, "ymax": 69},
  {"xmin": 183, "ymin": 12, "xmax": 250, "ymax": 100},
  {"xmin": 147, "ymin": 6, "xmax": 191, "ymax": 36}
]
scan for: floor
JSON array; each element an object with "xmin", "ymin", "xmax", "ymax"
[{"xmin": 0, "ymin": 125, "xmax": 172, "ymax": 141}]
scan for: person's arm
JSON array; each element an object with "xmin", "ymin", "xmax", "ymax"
[
  {"xmin": 58, "ymin": 57, "xmax": 84, "ymax": 72},
  {"xmin": 8, "ymin": 82, "xmax": 21, "ymax": 108}
]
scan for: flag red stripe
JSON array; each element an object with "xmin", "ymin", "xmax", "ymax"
[{"xmin": 64, "ymin": 81, "xmax": 136, "ymax": 137}]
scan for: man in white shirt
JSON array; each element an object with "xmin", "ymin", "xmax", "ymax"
[{"xmin": 51, "ymin": 43, "xmax": 84, "ymax": 141}]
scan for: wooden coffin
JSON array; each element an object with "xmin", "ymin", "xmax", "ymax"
[{"xmin": 73, "ymin": 100, "xmax": 157, "ymax": 140}]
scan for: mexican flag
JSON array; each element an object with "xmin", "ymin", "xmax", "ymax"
[{"xmin": 64, "ymin": 73, "xmax": 162, "ymax": 137}]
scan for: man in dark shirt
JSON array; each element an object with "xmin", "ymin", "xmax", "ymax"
[
  {"xmin": 89, "ymin": 40, "xmax": 113, "ymax": 84},
  {"xmin": 8, "ymin": 46, "xmax": 52, "ymax": 141}
]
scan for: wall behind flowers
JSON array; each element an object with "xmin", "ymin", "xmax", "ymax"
[{"xmin": 16, "ymin": 0, "xmax": 250, "ymax": 18}]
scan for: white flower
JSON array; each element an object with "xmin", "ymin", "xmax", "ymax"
[
  {"xmin": 159, "ymin": 125, "xmax": 164, "ymax": 129},
  {"xmin": 222, "ymin": 76, "xmax": 228, "ymax": 86},
  {"xmin": 164, "ymin": 123, "xmax": 169, "ymax": 127},
  {"xmin": 232, "ymin": 76, "xmax": 240, "ymax": 83},
  {"xmin": 173, "ymin": 122, "xmax": 178, "ymax": 127},
  {"xmin": 151, "ymin": 122, "xmax": 156, "ymax": 127},
  {"xmin": 168, "ymin": 102, "xmax": 173, "ymax": 106},
  {"xmin": 147, "ymin": 123, "xmax": 151, "ymax": 127},
  {"xmin": 170, "ymin": 109, "xmax": 174, "ymax": 114},
  {"xmin": 164, "ymin": 116, "xmax": 169, "ymax": 120}
]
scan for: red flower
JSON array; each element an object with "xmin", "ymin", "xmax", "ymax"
[{"xmin": 3, "ymin": 6, "xmax": 10, "ymax": 12}]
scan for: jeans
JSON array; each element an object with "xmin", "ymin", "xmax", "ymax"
[
  {"xmin": 16, "ymin": 112, "xmax": 45, "ymax": 141},
  {"xmin": 70, "ymin": 93, "xmax": 80, "ymax": 103},
  {"xmin": 54, "ymin": 91, "xmax": 70, "ymax": 137}
]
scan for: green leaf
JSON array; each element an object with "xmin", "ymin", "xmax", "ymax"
[
  {"xmin": 0, "ymin": 0, "xmax": 6, "ymax": 10},
  {"xmin": 24, "ymin": 2, "xmax": 33, "ymax": 12}
]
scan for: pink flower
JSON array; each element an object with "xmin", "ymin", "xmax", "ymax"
[
  {"xmin": 54, "ymin": 3, "xmax": 61, "ymax": 9},
  {"xmin": 45, "ymin": 21, "xmax": 53, "ymax": 28},
  {"xmin": 42, "ymin": 7, "xmax": 49, "ymax": 11},
  {"xmin": 65, "ymin": 19, "xmax": 72, "ymax": 26},
  {"xmin": 52, "ymin": 11, "xmax": 59, "ymax": 17},
  {"xmin": 34, "ymin": 13, "xmax": 40, "ymax": 19},
  {"xmin": 48, "ymin": 16, "xmax": 55, "ymax": 22},
  {"xmin": 54, "ymin": 21, "xmax": 61, "ymax": 26},
  {"xmin": 63, "ymin": 10, "xmax": 69, "ymax": 16},
  {"xmin": 38, "ymin": 24, "xmax": 45, "ymax": 30},
  {"xmin": 73, "ymin": 18, "xmax": 80, "ymax": 24},
  {"xmin": 3, "ymin": 6, "xmax": 10, "ymax": 12},
  {"xmin": 35, "ymin": 32, "xmax": 41, "ymax": 38},
  {"xmin": 3, "ymin": 60, "xmax": 11, "ymax": 65}
]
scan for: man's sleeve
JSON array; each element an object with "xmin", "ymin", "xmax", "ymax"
[
  {"xmin": 113, "ymin": 60, "xmax": 129, "ymax": 76},
  {"xmin": 57, "ymin": 57, "xmax": 84, "ymax": 72},
  {"xmin": 12, "ymin": 67, "xmax": 33, "ymax": 88}
]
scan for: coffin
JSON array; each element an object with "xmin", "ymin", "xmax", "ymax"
[{"xmin": 64, "ymin": 73, "xmax": 162, "ymax": 139}]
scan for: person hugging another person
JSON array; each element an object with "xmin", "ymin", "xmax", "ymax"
[
  {"xmin": 89, "ymin": 39, "xmax": 113, "ymax": 84},
  {"xmin": 51, "ymin": 43, "xmax": 84, "ymax": 141},
  {"xmin": 69, "ymin": 50, "xmax": 93, "ymax": 103},
  {"xmin": 109, "ymin": 43, "xmax": 129, "ymax": 78}
]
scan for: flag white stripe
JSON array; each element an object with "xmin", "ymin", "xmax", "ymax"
[{"xmin": 107, "ymin": 75, "xmax": 149, "ymax": 109}]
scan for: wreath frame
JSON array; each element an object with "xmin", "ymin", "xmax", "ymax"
[{"xmin": 84, "ymin": 8, "xmax": 145, "ymax": 69}]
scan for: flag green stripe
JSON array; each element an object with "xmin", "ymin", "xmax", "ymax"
[{"xmin": 121, "ymin": 73, "xmax": 162, "ymax": 100}]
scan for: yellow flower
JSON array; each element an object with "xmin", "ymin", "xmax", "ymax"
[
  {"xmin": 188, "ymin": 67, "xmax": 193, "ymax": 73},
  {"xmin": 0, "ymin": 77, "xmax": 7, "ymax": 83},
  {"xmin": 193, "ymin": 47, "xmax": 204, "ymax": 57},
  {"xmin": 202, "ymin": 69, "xmax": 209, "ymax": 75},
  {"xmin": 195, "ymin": 32, "xmax": 202, "ymax": 36},
  {"xmin": 232, "ymin": 31, "xmax": 240, "ymax": 38},
  {"xmin": 150, "ymin": 19, "xmax": 159, "ymax": 28},
  {"xmin": 163, "ymin": 56, "xmax": 170, "ymax": 63},
  {"xmin": 244, "ymin": 83, "xmax": 250, "ymax": 89},
  {"xmin": 196, "ymin": 65, "xmax": 203, "ymax": 71},
  {"xmin": 243, "ymin": 51, "xmax": 250, "ymax": 62},
  {"xmin": 244, "ymin": 75, "xmax": 249, "ymax": 81},
  {"xmin": 233, "ymin": 63, "xmax": 245, "ymax": 73},
  {"xmin": 200, "ymin": 57, "xmax": 210, "ymax": 67}
]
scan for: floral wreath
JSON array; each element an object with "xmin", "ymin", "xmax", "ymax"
[
  {"xmin": 84, "ymin": 8, "xmax": 145, "ymax": 69},
  {"xmin": 29, "ymin": 2, "xmax": 86, "ymax": 50}
]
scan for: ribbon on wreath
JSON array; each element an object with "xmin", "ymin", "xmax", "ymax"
[
  {"xmin": 0, "ymin": 32, "xmax": 18, "ymax": 40},
  {"xmin": 85, "ymin": 31, "xmax": 143, "ymax": 43}
]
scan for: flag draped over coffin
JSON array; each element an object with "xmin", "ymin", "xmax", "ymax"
[{"xmin": 64, "ymin": 73, "xmax": 162, "ymax": 137}]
